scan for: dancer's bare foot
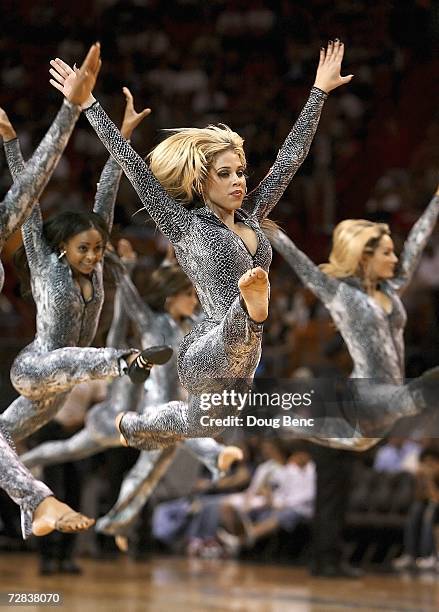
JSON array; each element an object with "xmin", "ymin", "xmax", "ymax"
[
  {"xmin": 32, "ymin": 497, "xmax": 94, "ymax": 536},
  {"xmin": 238, "ymin": 267, "xmax": 269, "ymax": 323},
  {"xmin": 115, "ymin": 535, "xmax": 129, "ymax": 553},
  {"xmin": 218, "ymin": 446, "xmax": 243, "ymax": 472},
  {"xmin": 115, "ymin": 412, "xmax": 129, "ymax": 447}
]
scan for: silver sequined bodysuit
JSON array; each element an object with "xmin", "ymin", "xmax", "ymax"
[
  {"xmin": 0, "ymin": 137, "xmax": 131, "ymax": 442},
  {"xmin": 95, "ymin": 268, "xmax": 229, "ymax": 536},
  {"xmin": 270, "ymin": 193, "xmax": 439, "ymax": 450},
  {"xmin": 0, "ymin": 100, "xmax": 83, "ymax": 538},
  {"xmin": 22, "ymin": 266, "xmax": 228, "ymax": 536},
  {"xmin": 84, "ymin": 87, "xmax": 328, "ymax": 447}
]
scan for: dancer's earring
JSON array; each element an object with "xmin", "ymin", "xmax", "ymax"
[{"xmin": 58, "ymin": 250, "xmax": 66, "ymax": 260}]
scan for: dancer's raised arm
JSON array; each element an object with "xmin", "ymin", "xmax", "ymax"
[
  {"xmin": 0, "ymin": 43, "xmax": 101, "ymax": 260},
  {"xmin": 269, "ymin": 228, "xmax": 338, "ymax": 304},
  {"xmin": 49, "ymin": 57, "xmax": 191, "ymax": 244},
  {"xmin": 391, "ymin": 186, "xmax": 439, "ymax": 294},
  {"xmin": 93, "ymin": 87, "xmax": 150, "ymax": 233},
  {"xmin": 245, "ymin": 40, "xmax": 353, "ymax": 221}
]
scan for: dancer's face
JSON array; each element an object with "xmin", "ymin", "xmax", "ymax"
[
  {"xmin": 166, "ymin": 286, "xmax": 199, "ymax": 320},
  {"xmin": 363, "ymin": 234, "xmax": 398, "ymax": 281},
  {"xmin": 61, "ymin": 228, "xmax": 105, "ymax": 276},
  {"xmin": 204, "ymin": 150, "xmax": 246, "ymax": 213}
]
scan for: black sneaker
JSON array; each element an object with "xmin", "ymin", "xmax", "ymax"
[{"xmin": 127, "ymin": 345, "xmax": 173, "ymax": 384}]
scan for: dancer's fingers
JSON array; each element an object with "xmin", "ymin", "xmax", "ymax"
[
  {"xmin": 326, "ymin": 40, "xmax": 334, "ymax": 62},
  {"xmin": 335, "ymin": 41, "xmax": 345, "ymax": 63},
  {"xmin": 340, "ymin": 74, "xmax": 354, "ymax": 84},
  {"xmin": 123, "ymin": 86, "xmax": 133, "ymax": 103},
  {"xmin": 318, "ymin": 47, "xmax": 325, "ymax": 68},
  {"xmin": 49, "ymin": 68, "xmax": 65, "ymax": 85},
  {"xmin": 79, "ymin": 42, "xmax": 101, "ymax": 75},
  {"xmin": 53, "ymin": 58, "xmax": 74, "ymax": 76},
  {"xmin": 332, "ymin": 39, "xmax": 341, "ymax": 60},
  {"xmin": 49, "ymin": 79, "xmax": 64, "ymax": 93}
]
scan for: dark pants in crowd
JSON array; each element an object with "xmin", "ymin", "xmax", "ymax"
[
  {"xmin": 404, "ymin": 500, "xmax": 438, "ymax": 559},
  {"xmin": 311, "ymin": 445, "xmax": 355, "ymax": 574}
]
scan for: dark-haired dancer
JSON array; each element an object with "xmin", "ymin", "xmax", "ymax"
[
  {"xmin": 0, "ymin": 89, "xmax": 171, "ymax": 442},
  {"xmin": 0, "ymin": 44, "xmax": 101, "ymax": 538},
  {"xmin": 50, "ymin": 41, "xmax": 352, "ymax": 449},
  {"xmin": 22, "ymin": 245, "xmax": 242, "ymax": 545}
]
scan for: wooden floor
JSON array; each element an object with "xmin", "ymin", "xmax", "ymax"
[{"xmin": 0, "ymin": 553, "xmax": 438, "ymax": 611}]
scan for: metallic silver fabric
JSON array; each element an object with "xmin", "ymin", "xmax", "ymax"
[
  {"xmin": 0, "ymin": 100, "xmax": 83, "ymax": 537},
  {"xmin": 96, "ymin": 270, "xmax": 225, "ymax": 535},
  {"xmin": 0, "ymin": 427, "xmax": 52, "ymax": 539},
  {"xmin": 22, "ymin": 267, "xmax": 226, "ymax": 536},
  {"xmin": 270, "ymin": 194, "xmax": 439, "ymax": 450},
  {"xmin": 0, "ymin": 137, "xmax": 130, "ymax": 441},
  {"xmin": 85, "ymin": 87, "xmax": 327, "ymax": 446},
  {"xmin": 21, "ymin": 278, "xmax": 143, "ymax": 467}
]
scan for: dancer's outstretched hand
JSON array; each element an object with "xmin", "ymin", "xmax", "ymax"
[
  {"xmin": 121, "ymin": 87, "xmax": 151, "ymax": 139},
  {"xmin": 49, "ymin": 43, "xmax": 101, "ymax": 107},
  {"xmin": 313, "ymin": 40, "xmax": 353, "ymax": 93},
  {"xmin": 0, "ymin": 108, "xmax": 16, "ymax": 141}
]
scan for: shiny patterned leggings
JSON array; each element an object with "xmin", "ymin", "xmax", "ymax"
[
  {"xmin": 0, "ymin": 428, "xmax": 52, "ymax": 539},
  {"xmin": 96, "ymin": 438, "xmax": 224, "ymax": 536},
  {"xmin": 120, "ymin": 297, "xmax": 263, "ymax": 449},
  {"xmin": 1, "ymin": 346, "xmax": 131, "ymax": 441}
]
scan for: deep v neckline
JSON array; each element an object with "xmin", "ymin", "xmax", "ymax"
[
  {"xmin": 232, "ymin": 222, "xmax": 259, "ymax": 258},
  {"xmin": 71, "ymin": 268, "xmax": 95, "ymax": 304},
  {"xmin": 198, "ymin": 206, "xmax": 259, "ymax": 257},
  {"xmin": 369, "ymin": 287, "xmax": 393, "ymax": 317}
]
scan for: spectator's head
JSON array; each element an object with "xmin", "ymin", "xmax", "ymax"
[
  {"xmin": 287, "ymin": 442, "xmax": 312, "ymax": 467},
  {"xmin": 148, "ymin": 124, "xmax": 246, "ymax": 211},
  {"xmin": 419, "ymin": 447, "xmax": 439, "ymax": 469},
  {"xmin": 387, "ymin": 437, "xmax": 407, "ymax": 449},
  {"xmin": 320, "ymin": 219, "xmax": 398, "ymax": 284},
  {"xmin": 260, "ymin": 438, "xmax": 290, "ymax": 464}
]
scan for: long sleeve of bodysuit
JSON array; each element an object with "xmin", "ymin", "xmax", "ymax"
[
  {"xmin": 0, "ymin": 427, "xmax": 52, "ymax": 539},
  {"xmin": 269, "ymin": 228, "xmax": 339, "ymax": 304},
  {"xmin": 244, "ymin": 87, "xmax": 328, "ymax": 221},
  {"xmin": 1, "ymin": 100, "xmax": 80, "ymax": 254},
  {"xmin": 85, "ymin": 103, "xmax": 191, "ymax": 243},
  {"xmin": 115, "ymin": 266, "xmax": 156, "ymax": 332},
  {"xmin": 92, "ymin": 156, "xmax": 123, "ymax": 234},
  {"xmin": 391, "ymin": 194, "xmax": 439, "ymax": 294},
  {"xmin": 3, "ymin": 137, "xmax": 45, "ymax": 269},
  {"xmin": 106, "ymin": 281, "xmax": 130, "ymax": 349}
]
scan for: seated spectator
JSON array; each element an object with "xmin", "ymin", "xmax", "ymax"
[
  {"xmin": 374, "ymin": 437, "xmax": 421, "ymax": 474},
  {"xmin": 184, "ymin": 438, "xmax": 289, "ymax": 557},
  {"xmin": 218, "ymin": 444, "xmax": 315, "ymax": 555}
]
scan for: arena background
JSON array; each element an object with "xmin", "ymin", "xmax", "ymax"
[{"xmin": 0, "ymin": 1, "xmax": 439, "ymax": 610}]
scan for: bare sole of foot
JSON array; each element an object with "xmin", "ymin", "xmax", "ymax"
[
  {"xmin": 218, "ymin": 446, "xmax": 244, "ymax": 472},
  {"xmin": 32, "ymin": 497, "xmax": 95, "ymax": 536},
  {"xmin": 115, "ymin": 413, "xmax": 129, "ymax": 447},
  {"xmin": 238, "ymin": 267, "xmax": 269, "ymax": 323},
  {"xmin": 115, "ymin": 535, "xmax": 129, "ymax": 553}
]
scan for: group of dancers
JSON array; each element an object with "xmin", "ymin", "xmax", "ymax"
[{"xmin": 0, "ymin": 39, "xmax": 438, "ymax": 549}]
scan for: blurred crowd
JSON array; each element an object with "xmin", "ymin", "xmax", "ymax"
[{"xmin": 0, "ymin": 0, "xmax": 439, "ymax": 574}]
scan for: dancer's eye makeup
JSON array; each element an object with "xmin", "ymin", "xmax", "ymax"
[
  {"xmin": 77, "ymin": 244, "xmax": 104, "ymax": 253},
  {"xmin": 216, "ymin": 167, "xmax": 246, "ymax": 178}
]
